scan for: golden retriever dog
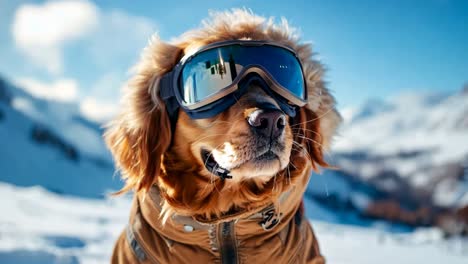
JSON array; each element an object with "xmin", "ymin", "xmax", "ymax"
[{"xmin": 106, "ymin": 9, "xmax": 341, "ymax": 264}]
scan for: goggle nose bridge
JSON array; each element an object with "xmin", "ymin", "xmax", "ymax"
[
  {"xmin": 235, "ymin": 72, "xmax": 281, "ymax": 100},
  {"xmin": 235, "ymin": 72, "xmax": 298, "ymax": 117}
]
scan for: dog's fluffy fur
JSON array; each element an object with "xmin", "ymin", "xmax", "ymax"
[{"xmin": 105, "ymin": 9, "xmax": 341, "ymax": 224}]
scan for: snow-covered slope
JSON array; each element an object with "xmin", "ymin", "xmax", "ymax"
[
  {"xmin": 0, "ymin": 182, "xmax": 130, "ymax": 264},
  {"xmin": 306, "ymin": 88, "xmax": 468, "ymax": 229},
  {"xmin": 1, "ymin": 74, "xmax": 467, "ymax": 262},
  {"xmin": 337, "ymin": 90, "xmax": 468, "ymax": 169},
  {"xmin": 0, "ymin": 182, "xmax": 466, "ymax": 264},
  {"xmin": 0, "ymin": 76, "xmax": 122, "ymax": 198}
]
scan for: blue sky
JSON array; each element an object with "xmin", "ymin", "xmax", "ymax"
[{"xmin": 0, "ymin": 0, "xmax": 466, "ymax": 120}]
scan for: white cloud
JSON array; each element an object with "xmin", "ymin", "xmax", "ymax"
[
  {"xmin": 86, "ymin": 9, "xmax": 155, "ymax": 68},
  {"xmin": 16, "ymin": 77, "xmax": 78, "ymax": 102},
  {"xmin": 14, "ymin": 76, "xmax": 118, "ymax": 122},
  {"xmin": 79, "ymin": 73, "xmax": 121, "ymax": 122},
  {"xmin": 75, "ymin": 72, "xmax": 123, "ymax": 123},
  {"xmin": 11, "ymin": 1, "xmax": 156, "ymax": 116},
  {"xmin": 88, "ymin": 72, "xmax": 124, "ymax": 98},
  {"xmin": 80, "ymin": 97, "xmax": 117, "ymax": 123},
  {"xmin": 12, "ymin": 0, "xmax": 98, "ymax": 47},
  {"xmin": 12, "ymin": 0, "xmax": 98, "ymax": 74},
  {"xmin": 11, "ymin": 0, "xmax": 155, "ymax": 80}
]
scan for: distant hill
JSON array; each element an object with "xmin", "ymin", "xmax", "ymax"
[
  {"xmin": 306, "ymin": 87, "xmax": 468, "ymax": 233},
  {"xmin": 0, "ymin": 76, "xmax": 123, "ymax": 198},
  {"xmin": 1, "ymin": 74, "xmax": 466, "ymax": 231}
]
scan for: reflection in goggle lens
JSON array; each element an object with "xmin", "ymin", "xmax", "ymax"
[{"xmin": 180, "ymin": 45, "xmax": 304, "ymax": 105}]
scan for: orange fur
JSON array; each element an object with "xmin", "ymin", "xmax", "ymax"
[{"xmin": 105, "ymin": 9, "xmax": 341, "ymax": 222}]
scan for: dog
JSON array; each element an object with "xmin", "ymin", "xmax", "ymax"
[{"xmin": 106, "ymin": 9, "xmax": 341, "ymax": 264}]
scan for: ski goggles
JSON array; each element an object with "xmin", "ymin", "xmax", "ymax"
[{"xmin": 159, "ymin": 40, "xmax": 307, "ymax": 119}]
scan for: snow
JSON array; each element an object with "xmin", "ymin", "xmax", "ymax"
[
  {"xmin": 307, "ymin": 171, "xmax": 351, "ymax": 201},
  {"xmin": 433, "ymin": 177, "xmax": 468, "ymax": 208},
  {"xmin": 1, "ymin": 78, "xmax": 467, "ymax": 263},
  {"xmin": 349, "ymin": 191, "xmax": 372, "ymax": 211},
  {"xmin": 336, "ymin": 91, "xmax": 468, "ymax": 164},
  {"xmin": 7, "ymin": 82, "xmax": 109, "ymax": 158},
  {"xmin": 0, "ymin": 182, "xmax": 466, "ymax": 264},
  {"xmin": 315, "ymin": 221, "xmax": 468, "ymax": 264},
  {"xmin": 11, "ymin": 97, "xmax": 40, "ymax": 120},
  {"xmin": 331, "ymin": 90, "xmax": 468, "ymax": 209},
  {"xmin": 0, "ymin": 79, "xmax": 122, "ymax": 198},
  {"xmin": 0, "ymin": 102, "xmax": 122, "ymax": 198},
  {"xmin": 0, "ymin": 183, "xmax": 130, "ymax": 264}
]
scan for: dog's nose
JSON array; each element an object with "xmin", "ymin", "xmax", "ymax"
[{"xmin": 248, "ymin": 109, "xmax": 286, "ymax": 138}]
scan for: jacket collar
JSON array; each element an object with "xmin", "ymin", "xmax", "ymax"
[{"xmin": 142, "ymin": 185, "xmax": 293, "ymax": 227}]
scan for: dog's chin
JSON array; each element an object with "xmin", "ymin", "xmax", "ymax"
[
  {"xmin": 201, "ymin": 148, "xmax": 288, "ymax": 181},
  {"xmin": 229, "ymin": 158, "xmax": 283, "ymax": 180}
]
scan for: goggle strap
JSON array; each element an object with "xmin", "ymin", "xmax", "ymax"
[
  {"xmin": 159, "ymin": 71, "xmax": 175, "ymax": 101},
  {"xmin": 157, "ymin": 71, "xmax": 179, "ymax": 139}
]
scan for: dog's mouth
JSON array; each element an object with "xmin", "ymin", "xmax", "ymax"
[
  {"xmin": 256, "ymin": 150, "xmax": 279, "ymax": 161},
  {"xmin": 201, "ymin": 148, "xmax": 280, "ymax": 179},
  {"xmin": 202, "ymin": 149, "xmax": 233, "ymax": 179}
]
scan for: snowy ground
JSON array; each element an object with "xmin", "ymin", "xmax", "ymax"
[
  {"xmin": 316, "ymin": 222, "xmax": 467, "ymax": 264},
  {"xmin": 1, "ymin": 182, "xmax": 467, "ymax": 264}
]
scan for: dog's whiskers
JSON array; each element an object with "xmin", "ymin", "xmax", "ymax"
[
  {"xmin": 192, "ymin": 118, "xmax": 244, "ymax": 144},
  {"xmin": 272, "ymin": 171, "xmax": 278, "ymax": 194},
  {"xmin": 288, "ymin": 155, "xmax": 300, "ymax": 171},
  {"xmin": 192, "ymin": 133, "xmax": 232, "ymax": 145},
  {"xmin": 291, "ymin": 107, "xmax": 334, "ymax": 128},
  {"xmin": 292, "ymin": 141, "xmax": 313, "ymax": 164},
  {"xmin": 296, "ymin": 135, "xmax": 325, "ymax": 150},
  {"xmin": 292, "ymin": 127, "xmax": 323, "ymax": 141},
  {"xmin": 205, "ymin": 119, "xmax": 235, "ymax": 128}
]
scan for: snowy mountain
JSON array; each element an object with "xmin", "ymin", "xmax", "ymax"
[
  {"xmin": 2, "ymin": 73, "xmax": 467, "ymax": 227},
  {"xmin": 0, "ymin": 76, "xmax": 123, "ymax": 198},
  {"xmin": 0, "ymin": 75, "xmax": 467, "ymax": 263},
  {"xmin": 306, "ymin": 88, "xmax": 468, "ymax": 232}
]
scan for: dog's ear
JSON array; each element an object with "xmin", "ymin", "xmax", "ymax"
[
  {"xmin": 295, "ymin": 105, "xmax": 341, "ymax": 171},
  {"xmin": 104, "ymin": 79, "xmax": 172, "ymax": 194},
  {"xmin": 104, "ymin": 37, "xmax": 182, "ymax": 194},
  {"xmin": 293, "ymin": 43, "xmax": 342, "ymax": 170}
]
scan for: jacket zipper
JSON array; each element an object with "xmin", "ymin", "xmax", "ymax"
[{"xmin": 217, "ymin": 221, "xmax": 238, "ymax": 264}]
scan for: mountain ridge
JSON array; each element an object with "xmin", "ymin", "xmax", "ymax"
[
  {"xmin": 307, "ymin": 87, "xmax": 468, "ymax": 233},
  {"xmin": 0, "ymin": 75, "xmax": 122, "ymax": 198}
]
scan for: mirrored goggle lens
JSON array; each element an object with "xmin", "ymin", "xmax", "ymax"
[{"xmin": 179, "ymin": 45, "xmax": 305, "ymax": 106}]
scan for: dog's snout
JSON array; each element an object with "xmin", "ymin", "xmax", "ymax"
[{"xmin": 248, "ymin": 109, "xmax": 286, "ymax": 138}]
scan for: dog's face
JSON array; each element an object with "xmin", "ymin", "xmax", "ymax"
[
  {"xmin": 174, "ymin": 84, "xmax": 293, "ymax": 182},
  {"xmin": 105, "ymin": 10, "xmax": 341, "ymax": 219}
]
